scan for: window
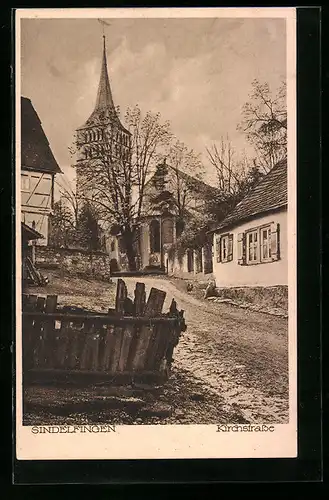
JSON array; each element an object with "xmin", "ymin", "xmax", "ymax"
[
  {"xmin": 247, "ymin": 229, "xmax": 259, "ymax": 263},
  {"xmin": 110, "ymin": 240, "xmax": 115, "ymax": 252},
  {"xmin": 21, "ymin": 174, "xmax": 30, "ymax": 192},
  {"xmin": 150, "ymin": 219, "xmax": 161, "ymax": 253},
  {"xmin": 238, "ymin": 223, "xmax": 280, "ymax": 266},
  {"xmin": 162, "ymin": 218, "xmax": 174, "ymax": 245},
  {"xmin": 221, "ymin": 235, "xmax": 228, "ymax": 261},
  {"xmin": 216, "ymin": 234, "xmax": 233, "ymax": 263},
  {"xmin": 260, "ymin": 226, "xmax": 272, "ymax": 261},
  {"xmin": 176, "ymin": 219, "xmax": 185, "ymax": 238},
  {"xmin": 187, "ymin": 249, "xmax": 194, "ymax": 273}
]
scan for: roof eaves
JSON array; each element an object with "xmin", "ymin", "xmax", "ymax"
[
  {"xmin": 208, "ymin": 203, "xmax": 288, "ymax": 234},
  {"xmin": 21, "ymin": 222, "xmax": 44, "ymax": 240}
]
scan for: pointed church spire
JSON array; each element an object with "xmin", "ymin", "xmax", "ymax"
[{"xmin": 93, "ymin": 35, "xmax": 115, "ymax": 112}]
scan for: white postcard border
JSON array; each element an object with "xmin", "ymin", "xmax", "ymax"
[{"xmin": 15, "ymin": 7, "xmax": 297, "ymax": 460}]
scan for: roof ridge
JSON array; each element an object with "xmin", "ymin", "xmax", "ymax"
[
  {"xmin": 210, "ymin": 158, "xmax": 288, "ymax": 232},
  {"xmin": 166, "ymin": 162, "xmax": 220, "ymax": 192}
]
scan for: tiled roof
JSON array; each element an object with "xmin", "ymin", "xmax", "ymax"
[
  {"xmin": 212, "ymin": 158, "xmax": 287, "ymax": 232},
  {"xmin": 167, "ymin": 165, "xmax": 221, "ymax": 198},
  {"xmin": 144, "ymin": 162, "xmax": 220, "ymax": 198},
  {"xmin": 141, "ymin": 162, "xmax": 220, "ymax": 218},
  {"xmin": 21, "ymin": 97, "xmax": 62, "ymax": 174}
]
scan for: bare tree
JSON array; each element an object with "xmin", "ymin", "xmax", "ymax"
[
  {"xmin": 166, "ymin": 139, "xmax": 205, "ymax": 218},
  {"xmin": 206, "ymin": 136, "xmax": 252, "ymax": 202},
  {"xmin": 125, "ymin": 105, "xmax": 172, "ymax": 219},
  {"xmin": 55, "ymin": 172, "xmax": 81, "ymax": 227},
  {"xmin": 74, "ymin": 106, "xmax": 173, "ymax": 270},
  {"xmin": 238, "ymin": 79, "xmax": 287, "ymax": 172},
  {"xmin": 50, "ymin": 174, "xmax": 101, "ymax": 251}
]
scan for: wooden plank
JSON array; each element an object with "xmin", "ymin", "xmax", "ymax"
[
  {"xmin": 79, "ymin": 320, "xmax": 96, "ymax": 370},
  {"xmin": 34, "ymin": 297, "xmax": 47, "ymax": 367},
  {"xmin": 144, "ymin": 288, "xmax": 166, "ymax": 317},
  {"xmin": 45, "ymin": 295, "xmax": 58, "ymax": 313},
  {"xmin": 152, "ymin": 324, "xmax": 173, "ymax": 372},
  {"xmin": 55, "ymin": 319, "xmax": 71, "ymax": 368},
  {"xmin": 43, "ymin": 295, "xmax": 58, "ymax": 367},
  {"xmin": 67, "ymin": 321, "xmax": 82, "ymax": 369},
  {"xmin": 23, "ymin": 312, "xmax": 178, "ymax": 325},
  {"xmin": 27, "ymin": 294, "xmax": 37, "ymax": 311},
  {"xmin": 168, "ymin": 298, "xmax": 178, "ymax": 316},
  {"xmin": 123, "ymin": 297, "xmax": 134, "ymax": 316},
  {"xmin": 22, "ymin": 294, "xmax": 29, "ymax": 311},
  {"xmin": 91, "ymin": 321, "xmax": 103, "ymax": 371},
  {"xmin": 100, "ymin": 325, "xmax": 115, "ymax": 371},
  {"xmin": 108, "ymin": 327, "xmax": 124, "ymax": 373},
  {"xmin": 145, "ymin": 325, "xmax": 161, "ymax": 370},
  {"xmin": 134, "ymin": 282, "xmax": 146, "ymax": 316},
  {"xmin": 80, "ymin": 334, "xmax": 92, "ymax": 370},
  {"xmin": 131, "ymin": 288, "xmax": 166, "ymax": 371},
  {"xmin": 117, "ymin": 325, "xmax": 134, "ymax": 372},
  {"xmin": 125, "ymin": 328, "xmax": 140, "ymax": 371},
  {"xmin": 25, "ymin": 295, "xmax": 43, "ymax": 368},
  {"xmin": 36, "ymin": 296, "xmax": 46, "ymax": 312},
  {"xmin": 22, "ymin": 295, "xmax": 37, "ymax": 369},
  {"xmin": 115, "ymin": 279, "xmax": 127, "ymax": 314},
  {"xmin": 25, "ymin": 368, "xmax": 164, "ymax": 386}
]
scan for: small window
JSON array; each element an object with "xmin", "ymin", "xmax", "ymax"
[
  {"xmin": 217, "ymin": 233, "xmax": 233, "ymax": 263},
  {"xmin": 150, "ymin": 219, "xmax": 161, "ymax": 253},
  {"xmin": 244, "ymin": 224, "xmax": 273, "ymax": 265},
  {"xmin": 260, "ymin": 226, "xmax": 272, "ymax": 261},
  {"xmin": 247, "ymin": 229, "xmax": 259, "ymax": 263},
  {"xmin": 221, "ymin": 235, "xmax": 228, "ymax": 261},
  {"xmin": 110, "ymin": 240, "xmax": 115, "ymax": 252},
  {"xmin": 21, "ymin": 174, "xmax": 30, "ymax": 192}
]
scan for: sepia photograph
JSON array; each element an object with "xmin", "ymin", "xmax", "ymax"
[{"xmin": 15, "ymin": 7, "xmax": 297, "ymax": 460}]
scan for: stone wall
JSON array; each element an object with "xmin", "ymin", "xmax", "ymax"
[
  {"xmin": 35, "ymin": 246, "xmax": 111, "ymax": 281},
  {"xmin": 214, "ymin": 285, "xmax": 288, "ymax": 313}
]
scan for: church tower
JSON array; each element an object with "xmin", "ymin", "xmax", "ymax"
[{"xmin": 75, "ymin": 36, "xmax": 132, "ymax": 189}]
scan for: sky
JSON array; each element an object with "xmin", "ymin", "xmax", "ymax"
[{"xmin": 20, "ymin": 17, "xmax": 286, "ymax": 188}]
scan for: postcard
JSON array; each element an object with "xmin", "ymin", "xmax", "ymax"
[{"xmin": 15, "ymin": 7, "xmax": 297, "ymax": 460}]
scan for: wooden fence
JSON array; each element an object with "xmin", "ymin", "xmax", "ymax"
[{"xmin": 22, "ymin": 279, "xmax": 187, "ymax": 385}]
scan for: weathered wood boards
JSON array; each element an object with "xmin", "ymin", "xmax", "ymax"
[{"xmin": 22, "ymin": 280, "xmax": 186, "ymax": 385}]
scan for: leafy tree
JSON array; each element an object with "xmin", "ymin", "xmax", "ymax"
[
  {"xmin": 49, "ymin": 199, "xmax": 75, "ymax": 248},
  {"xmin": 76, "ymin": 203, "xmax": 101, "ymax": 252}
]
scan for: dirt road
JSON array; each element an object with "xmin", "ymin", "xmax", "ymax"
[
  {"xmin": 25, "ymin": 273, "xmax": 289, "ymax": 424},
  {"xmin": 122, "ymin": 276, "xmax": 289, "ymax": 424}
]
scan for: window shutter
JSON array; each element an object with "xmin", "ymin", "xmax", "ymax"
[
  {"xmin": 228, "ymin": 234, "xmax": 233, "ymax": 262},
  {"xmin": 270, "ymin": 223, "xmax": 280, "ymax": 261},
  {"xmin": 237, "ymin": 232, "xmax": 245, "ymax": 265},
  {"xmin": 216, "ymin": 236, "xmax": 221, "ymax": 263}
]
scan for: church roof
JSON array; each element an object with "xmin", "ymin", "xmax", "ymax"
[
  {"xmin": 77, "ymin": 36, "xmax": 130, "ymax": 135},
  {"xmin": 144, "ymin": 160, "xmax": 220, "ymax": 199},
  {"xmin": 167, "ymin": 164, "xmax": 220, "ymax": 198},
  {"xmin": 141, "ymin": 160, "xmax": 221, "ymax": 218},
  {"xmin": 21, "ymin": 97, "xmax": 62, "ymax": 174}
]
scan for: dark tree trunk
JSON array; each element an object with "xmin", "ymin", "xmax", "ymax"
[{"xmin": 122, "ymin": 227, "xmax": 137, "ymax": 271}]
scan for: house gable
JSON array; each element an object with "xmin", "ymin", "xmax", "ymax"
[{"xmin": 21, "ymin": 97, "xmax": 62, "ymax": 175}]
